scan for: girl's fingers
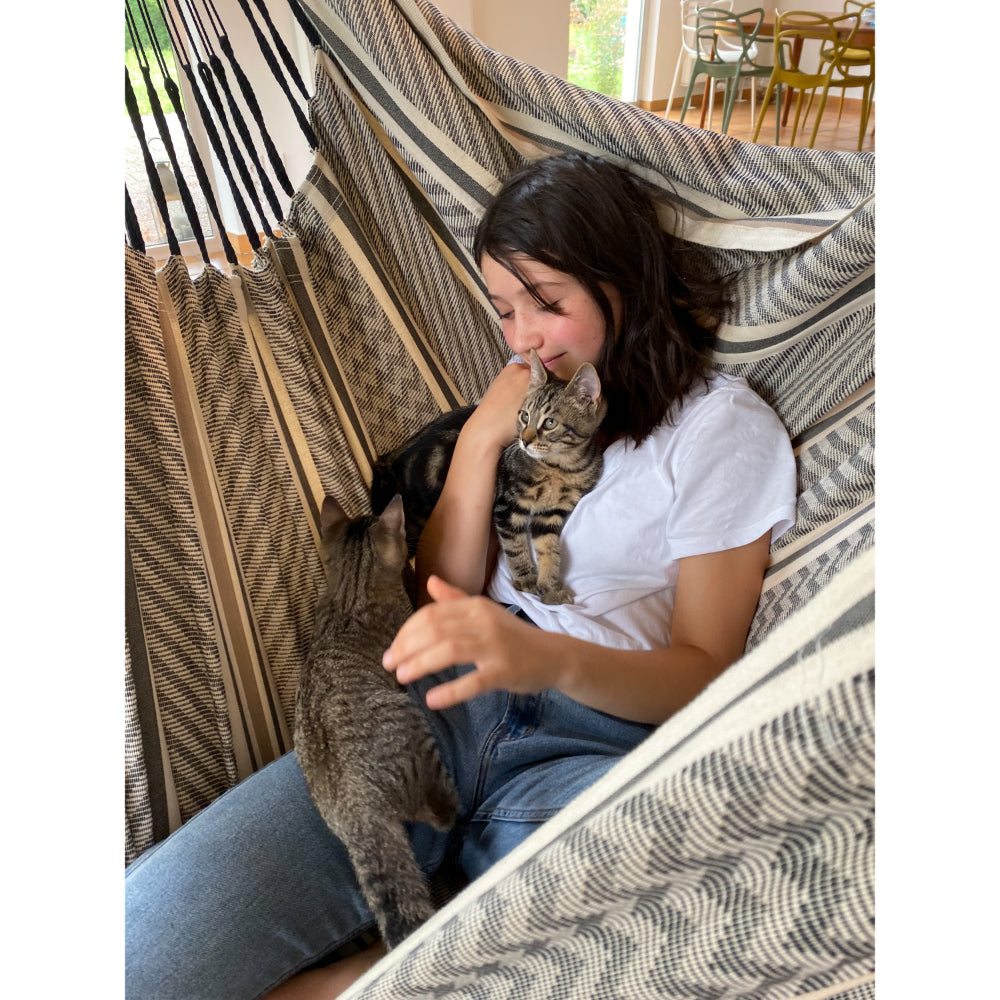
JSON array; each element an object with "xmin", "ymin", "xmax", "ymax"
[
  {"xmin": 425, "ymin": 574, "xmax": 467, "ymax": 604},
  {"xmin": 393, "ymin": 638, "xmax": 468, "ymax": 684},
  {"xmin": 423, "ymin": 670, "xmax": 491, "ymax": 711},
  {"xmin": 384, "ymin": 582, "xmax": 484, "ymax": 672}
]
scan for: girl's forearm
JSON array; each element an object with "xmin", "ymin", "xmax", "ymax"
[
  {"xmin": 415, "ymin": 429, "xmax": 504, "ymax": 603},
  {"xmin": 544, "ymin": 630, "xmax": 728, "ymax": 725}
]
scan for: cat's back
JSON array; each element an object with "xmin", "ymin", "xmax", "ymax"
[{"xmin": 298, "ymin": 590, "xmax": 413, "ymax": 730}]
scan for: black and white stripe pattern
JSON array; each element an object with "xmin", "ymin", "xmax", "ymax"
[
  {"xmin": 339, "ymin": 550, "xmax": 875, "ymax": 999},
  {"xmin": 126, "ymin": 25, "xmax": 875, "ymax": 993}
]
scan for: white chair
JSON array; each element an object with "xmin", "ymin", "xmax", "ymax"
[
  {"xmin": 708, "ymin": 5, "xmax": 764, "ymax": 124},
  {"xmin": 667, "ymin": 0, "xmax": 734, "ymax": 118}
]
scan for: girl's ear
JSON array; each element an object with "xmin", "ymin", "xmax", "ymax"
[
  {"xmin": 568, "ymin": 362, "xmax": 602, "ymax": 409},
  {"xmin": 528, "ymin": 349, "xmax": 548, "ymax": 388}
]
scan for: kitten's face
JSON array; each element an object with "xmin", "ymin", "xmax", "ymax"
[
  {"xmin": 516, "ymin": 354, "xmax": 605, "ymax": 459},
  {"xmin": 517, "ymin": 396, "xmax": 569, "ymax": 459}
]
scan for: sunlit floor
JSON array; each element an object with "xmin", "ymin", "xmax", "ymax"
[{"xmin": 661, "ymin": 89, "xmax": 874, "ymax": 153}]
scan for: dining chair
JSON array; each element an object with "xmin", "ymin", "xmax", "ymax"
[
  {"xmin": 666, "ymin": 0, "xmax": 734, "ymax": 117},
  {"xmin": 679, "ymin": 7, "xmax": 769, "ymax": 136},
  {"xmin": 708, "ymin": 5, "xmax": 773, "ymax": 126},
  {"xmin": 751, "ymin": 10, "xmax": 860, "ymax": 149},
  {"xmin": 819, "ymin": 1, "xmax": 875, "ymax": 147}
]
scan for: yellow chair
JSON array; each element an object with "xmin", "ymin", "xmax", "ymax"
[
  {"xmin": 751, "ymin": 10, "xmax": 859, "ymax": 149},
  {"xmin": 818, "ymin": 1, "xmax": 875, "ymax": 149}
]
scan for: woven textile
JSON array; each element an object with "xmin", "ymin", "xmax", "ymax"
[
  {"xmin": 338, "ymin": 549, "xmax": 875, "ymax": 1000},
  {"xmin": 125, "ymin": 4, "xmax": 874, "ymax": 956}
]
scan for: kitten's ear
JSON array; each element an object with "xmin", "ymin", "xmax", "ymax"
[
  {"xmin": 528, "ymin": 349, "xmax": 548, "ymax": 388},
  {"xmin": 371, "ymin": 494, "xmax": 407, "ymax": 569},
  {"xmin": 320, "ymin": 496, "xmax": 351, "ymax": 537},
  {"xmin": 568, "ymin": 363, "xmax": 602, "ymax": 410}
]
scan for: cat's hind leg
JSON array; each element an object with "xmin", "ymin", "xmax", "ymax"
[
  {"xmin": 336, "ymin": 809, "xmax": 437, "ymax": 949},
  {"xmin": 411, "ymin": 741, "xmax": 459, "ymax": 832}
]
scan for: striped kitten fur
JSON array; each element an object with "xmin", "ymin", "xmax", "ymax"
[
  {"xmin": 495, "ymin": 350, "xmax": 607, "ymax": 605},
  {"xmin": 294, "ymin": 495, "xmax": 459, "ymax": 948}
]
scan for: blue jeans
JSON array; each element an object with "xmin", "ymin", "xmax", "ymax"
[{"xmin": 125, "ymin": 660, "xmax": 654, "ymax": 1000}]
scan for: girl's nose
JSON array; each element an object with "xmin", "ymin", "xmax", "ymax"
[{"xmin": 509, "ymin": 316, "xmax": 543, "ymax": 359}]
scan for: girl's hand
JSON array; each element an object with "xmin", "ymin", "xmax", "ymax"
[
  {"xmin": 383, "ymin": 575, "xmax": 556, "ymax": 710},
  {"xmin": 463, "ymin": 362, "xmax": 531, "ymax": 454}
]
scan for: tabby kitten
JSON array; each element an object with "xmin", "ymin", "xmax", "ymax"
[
  {"xmin": 494, "ymin": 350, "xmax": 607, "ymax": 605},
  {"xmin": 294, "ymin": 495, "xmax": 459, "ymax": 949}
]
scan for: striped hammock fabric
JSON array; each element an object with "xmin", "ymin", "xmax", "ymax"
[{"xmin": 125, "ymin": 0, "xmax": 873, "ymax": 993}]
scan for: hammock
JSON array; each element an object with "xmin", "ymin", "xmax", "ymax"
[{"xmin": 124, "ymin": 1, "xmax": 874, "ymax": 995}]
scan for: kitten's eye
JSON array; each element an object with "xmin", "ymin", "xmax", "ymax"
[
  {"xmin": 518, "ymin": 410, "xmax": 529, "ymax": 424},
  {"xmin": 542, "ymin": 417, "xmax": 557, "ymax": 430}
]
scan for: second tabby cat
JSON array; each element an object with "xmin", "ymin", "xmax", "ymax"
[
  {"xmin": 493, "ymin": 350, "xmax": 607, "ymax": 605},
  {"xmin": 294, "ymin": 495, "xmax": 459, "ymax": 948}
]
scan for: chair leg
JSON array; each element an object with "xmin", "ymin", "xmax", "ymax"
[
  {"xmin": 789, "ymin": 88, "xmax": 807, "ymax": 146},
  {"xmin": 751, "ymin": 80, "xmax": 774, "ymax": 143},
  {"xmin": 808, "ymin": 87, "xmax": 832, "ymax": 149},
  {"xmin": 721, "ymin": 78, "xmax": 738, "ymax": 134},
  {"xmin": 857, "ymin": 82, "xmax": 873, "ymax": 151},
  {"xmin": 679, "ymin": 72, "xmax": 698, "ymax": 124}
]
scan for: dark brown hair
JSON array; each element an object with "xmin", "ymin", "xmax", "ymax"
[{"xmin": 473, "ymin": 152, "xmax": 732, "ymax": 446}]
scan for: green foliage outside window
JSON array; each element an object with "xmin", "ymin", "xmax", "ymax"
[
  {"xmin": 568, "ymin": 0, "xmax": 628, "ymax": 98},
  {"xmin": 125, "ymin": 0, "xmax": 179, "ymax": 115}
]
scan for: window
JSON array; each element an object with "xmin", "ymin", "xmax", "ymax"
[
  {"xmin": 125, "ymin": 0, "xmax": 222, "ymax": 257},
  {"xmin": 568, "ymin": 0, "xmax": 644, "ymax": 102}
]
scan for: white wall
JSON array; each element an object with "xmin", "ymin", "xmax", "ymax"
[
  {"xmin": 434, "ymin": 0, "xmax": 569, "ymax": 79},
  {"xmin": 436, "ymin": 0, "xmax": 682, "ymax": 108}
]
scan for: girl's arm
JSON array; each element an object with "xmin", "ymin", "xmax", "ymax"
[
  {"xmin": 414, "ymin": 362, "xmax": 530, "ymax": 603},
  {"xmin": 386, "ymin": 530, "xmax": 772, "ymax": 726}
]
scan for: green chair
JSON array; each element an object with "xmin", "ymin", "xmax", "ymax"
[
  {"xmin": 666, "ymin": 0, "xmax": 735, "ymax": 118},
  {"xmin": 679, "ymin": 7, "xmax": 769, "ymax": 135},
  {"xmin": 751, "ymin": 10, "xmax": 858, "ymax": 148}
]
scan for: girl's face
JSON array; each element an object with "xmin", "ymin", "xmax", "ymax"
[{"xmin": 482, "ymin": 254, "xmax": 621, "ymax": 382}]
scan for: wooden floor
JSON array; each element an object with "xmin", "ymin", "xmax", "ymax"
[{"xmin": 660, "ymin": 88, "xmax": 874, "ymax": 153}]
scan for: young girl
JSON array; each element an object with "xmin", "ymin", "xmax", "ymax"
[{"xmin": 125, "ymin": 152, "xmax": 796, "ymax": 1000}]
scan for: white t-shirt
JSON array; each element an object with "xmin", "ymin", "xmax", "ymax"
[{"xmin": 486, "ymin": 372, "xmax": 796, "ymax": 652}]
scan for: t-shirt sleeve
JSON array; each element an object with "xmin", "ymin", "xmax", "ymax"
[{"xmin": 665, "ymin": 385, "xmax": 797, "ymax": 560}]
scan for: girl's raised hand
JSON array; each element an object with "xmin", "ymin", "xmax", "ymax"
[
  {"xmin": 462, "ymin": 361, "xmax": 531, "ymax": 453},
  {"xmin": 383, "ymin": 575, "xmax": 556, "ymax": 710}
]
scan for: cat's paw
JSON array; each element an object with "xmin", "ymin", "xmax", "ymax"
[
  {"xmin": 511, "ymin": 572, "xmax": 538, "ymax": 594},
  {"xmin": 539, "ymin": 586, "xmax": 574, "ymax": 605}
]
